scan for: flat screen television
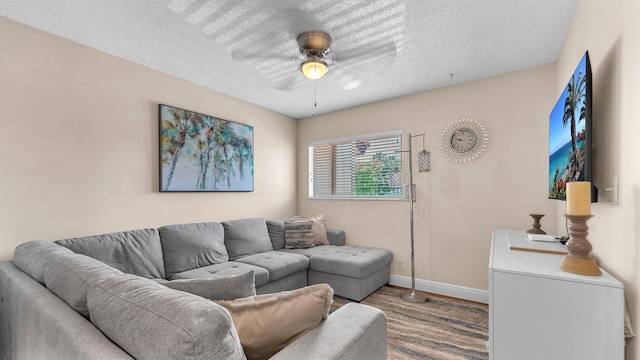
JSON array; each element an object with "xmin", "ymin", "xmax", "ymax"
[{"xmin": 548, "ymin": 51, "xmax": 597, "ymax": 202}]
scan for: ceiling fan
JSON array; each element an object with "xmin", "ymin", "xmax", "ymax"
[
  {"xmin": 231, "ymin": 27, "xmax": 398, "ymax": 91},
  {"xmin": 171, "ymin": 1, "xmax": 404, "ymax": 93},
  {"xmin": 293, "ymin": 28, "xmax": 399, "ymax": 91},
  {"xmin": 296, "ymin": 31, "xmax": 334, "ymax": 80},
  {"xmin": 226, "ymin": 4, "xmax": 401, "ymax": 92}
]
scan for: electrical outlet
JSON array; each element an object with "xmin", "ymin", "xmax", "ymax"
[{"xmin": 397, "ymin": 259, "xmax": 404, "ymax": 270}]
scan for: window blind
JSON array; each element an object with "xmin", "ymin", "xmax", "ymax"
[{"xmin": 308, "ymin": 130, "xmax": 402, "ymax": 200}]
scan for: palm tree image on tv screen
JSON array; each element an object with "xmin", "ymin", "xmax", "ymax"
[
  {"xmin": 549, "ymin": 52, "xmax": 592, "ymax": 201},
  {"xmin": 159, "ymin": 104, "xmax": 254, "ymax": 192}
]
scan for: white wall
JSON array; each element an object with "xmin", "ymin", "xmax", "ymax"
[
  {"xmin": 555, "ymin": 0, "xmax": 640, "ymax": 358},
  {"xmin": 0, "ymin": 17, "xmax": 298, "ymax": 260},
  {"xmin": 297, "ymin": 64, "xmax": 558, "ymax": 292}
]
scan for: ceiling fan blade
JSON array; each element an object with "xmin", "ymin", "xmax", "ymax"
[
  {"xmin": 230, "ymin": 50, "xmax": 299, "ymax": 63},
  {"xmin": 338, "ymin": 40, "xmax": 398, "ymax": 70},
  {"xmin": 326, "ymin": 66, "xmax": 364, "ymax": 91},
  {"xmin": 270, "ymin": 4, "xmax": 326, "ymax": 38},
  {"xmin": 329, "ymin": 41, "xmax": 398, "ymax": 84},
  {"xmin": 274, "ymin": 73, "xmax": 309, "ymax": 92}
]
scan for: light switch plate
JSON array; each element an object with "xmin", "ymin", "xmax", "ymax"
[{"xmin": 605, "ymin": 176, "xmax": 618, "ymax": 204}]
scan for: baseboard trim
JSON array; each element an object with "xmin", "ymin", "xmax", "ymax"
[{"xmin": 389, "ymin": 275, "xmax": 489, "ymax": 304}]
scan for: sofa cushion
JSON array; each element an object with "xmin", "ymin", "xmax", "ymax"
[
  {"xmin": 55, "ymin": 228, "xmax": 166, "ymax": 279},
  {"xmin": 44, "ymin": 252, "xmax": 124, "ymax": 317},
  {"xmin": 223, "ymin": 218, "xmax": 273, "ymax": 260},
  {"xmin": 158, "ymin": 222, "xmax": 229, "ymax": 279},
  {"xmin": 215, "ymin": 284, "xmax": 334, "ymax": 360},
  {"xmin": 13, "ymin": 240, "xmax": 74, "ymax": 284},
  {"xmin": 308, "ymin": 246, "xmax": 393, "ymax": 278},
  {"xmin": 284, "ymin": 219, "xmax": 315, "ymax": 249},
  {"xmin": 87, "ymin": 274, "xmax": 245, "ymax": 360},
  {"xmin": 266, "ymin": 219, "xmax": 286, "ymax": 250},
  {"xmin": 278, "ymin": 245, "xmax": 342, "ymax": 257},
  {"xmin": 162, "ymin": 270, "xmax": 256, "ymax": 300},
  {"xmin": 234, "ymin": 251, "xmax": 309, "ymax": 282},
  {"xmin": 326, "ymin": 229, "xmax": 346, "ymax": 246},
  {"xmin": 170, "ymin": 261, "xmax": 270, "ymax": 287}
]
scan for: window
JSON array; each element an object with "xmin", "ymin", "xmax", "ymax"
[{"xmin": 308, "ymin": 130, "xmax": 402, "ymax": 200}]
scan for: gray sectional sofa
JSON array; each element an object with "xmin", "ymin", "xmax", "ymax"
[{"xmin": 0, "ymin": 217, "xmax": 392, "ymax": 360}]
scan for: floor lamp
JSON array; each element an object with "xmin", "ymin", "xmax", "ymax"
[{"xmin": 392, "ymin": 133, "xmax": 430, "ymax": 303}]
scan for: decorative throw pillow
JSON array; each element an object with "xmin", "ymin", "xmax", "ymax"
[
  {"xmin": 309, "ymin": 214, "xmax": 330, "ymax": 246},
  {"xmin": 284, "ymin": 219, "xmax": 315, "ymax": 249},
  {"xmin": 215, "ymin": 284, "xmax": 334, "ymax": 360},
  {"xmin": 162, "ymin": 270, "xmax": 256, "ymax": 300}
]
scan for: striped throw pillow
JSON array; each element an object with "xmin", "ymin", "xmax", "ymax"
[{"xmin": 284, "ymin": 219, "xmax": 315, "ymax": 249}]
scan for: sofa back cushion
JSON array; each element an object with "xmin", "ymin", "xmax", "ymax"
[
  {"xmin": 44, "ymin": 252, "xmax": 124, "ymax": 317},
  {"xmin": 87, "ymin": 274, "xmax": 246, "ymax": 360},
  {"xmin": 223, "ymin": 218, "xmax": 273, "ymax": 260},
  {"xmin": 158, "ymin": 222, "xmax": 229, "ymax": 279},
  {"xmin": 13, "ymin": 240, "xmax": 74, "ymax": 284},
  {"xmin": 266, "ymin": 219, "xmax": 286, "ymax": 250},
  {"xmin": 55, "ymin": 228, "xmax": 166, "ymax": 279}
]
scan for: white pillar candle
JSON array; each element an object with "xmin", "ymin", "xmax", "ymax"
[{"xmin": 566, "ymin": 181, "xmax": 591, "ymax": 215}]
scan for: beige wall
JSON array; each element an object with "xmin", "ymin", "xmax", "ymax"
[
  {"xmin": 297, "ymin": 64, "xmax": 558, "ymax": 291},
  {"xmin": 0, "ymin": 17, "xmax": 298, "ymax": 260},
  {"xmin": 555, "ymin": 0, "xmax": 640, "ymax": 358}
]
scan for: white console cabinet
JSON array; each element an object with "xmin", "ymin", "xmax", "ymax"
[{"xmin": 488, "ymin": 229, "xmax": 624, "ymax": 360}]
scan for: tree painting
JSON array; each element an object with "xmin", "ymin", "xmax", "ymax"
[{"xmin": 160, "ymin": 104, "xmax": 253, "ymax": 192}]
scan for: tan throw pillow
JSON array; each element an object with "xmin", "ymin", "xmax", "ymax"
[
  {"xmin": 309, "ymin": 214, "xmax": 330, "ymax": 246},
  {"xmin": 215, "ymin": 284, "xmax": 334, "ymax": 360},
  {"xmin": 284, "ymin": 219, "xmax": 315, "ymax": 249}
]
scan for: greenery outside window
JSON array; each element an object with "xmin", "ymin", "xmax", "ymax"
[{"xmin": 308, "ymin": 130, "xmax": 402, "ymax": 200}]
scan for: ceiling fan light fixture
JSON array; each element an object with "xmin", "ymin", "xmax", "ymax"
[{"xmin": 300, "ymin": 57, "xmax": 328, "ymax": 80}]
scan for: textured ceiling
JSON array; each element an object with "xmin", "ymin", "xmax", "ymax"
[{"xmin": 1, "ymin": 0, "xmax": 578, "ymax": 119}]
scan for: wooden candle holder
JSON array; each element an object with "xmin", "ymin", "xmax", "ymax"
[
  {"xmin": 558, "ymin": 214, "xmax": 601, "ymax": 276},
  {"xmin": 526, "ymin": 214, "xmax": 546, "ymax": 234}
]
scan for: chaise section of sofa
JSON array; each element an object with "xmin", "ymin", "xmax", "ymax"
[
  {"xmin": 290, "ymin": 246, "xmax": 392, "ymax": 302},
  {"xmin": 266, "ymin": 218, "xmax": 393, "ymax": 301}
]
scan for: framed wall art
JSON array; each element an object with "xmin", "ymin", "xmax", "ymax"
[{"xmin": 159, "ymin": 104, "xmax": 254, "ymax": 192}]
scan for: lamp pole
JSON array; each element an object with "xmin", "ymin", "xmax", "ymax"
[{"xmin": 400, "ymin": 133, "xmax": 428, "ymax": 303}]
